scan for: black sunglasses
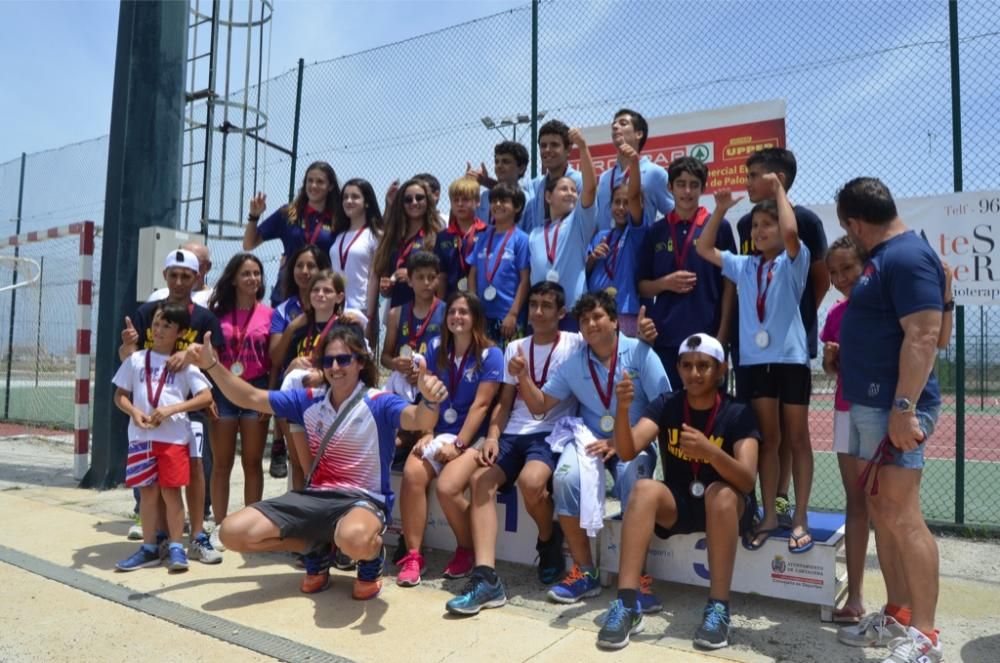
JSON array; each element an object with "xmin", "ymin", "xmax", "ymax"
[
  {"xmin": 321, "ymin": 353, "xmax": 358, "ymax": 368},
  {"xmin": 403, "ymin": 194, "xmax": 427, "ymax": 204}
]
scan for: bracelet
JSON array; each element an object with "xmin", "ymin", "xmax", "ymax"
[
  {"xmin": 943, "ymin": 300, "xmax": 955, "ymax": 312},
  {"xmin": 420, "ymin": 399, "xmax": 439, "ymax": 410},
  {"xmin": 247, "ymin": 214, "xmax": 259, "ymax": 222},
  {"xmin": 205, "ymin": 359, "xmax": 218, "ymax": 371},
  {"xmin": 454, "ymin": 438, "xmax": 467, "ymax": 450}
]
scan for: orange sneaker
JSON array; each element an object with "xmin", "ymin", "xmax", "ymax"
[
  {"xmin": 300, "ymin": 551, "xmax": 331, "ymax": 594},
  {"xmin": 353, "ymin": 546, "xmax": 385, "ymax": 600}
]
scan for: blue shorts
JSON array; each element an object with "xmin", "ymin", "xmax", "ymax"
[
  {"xmin": 214, "ymin": 375, "xmax": 269, "ymax": 419},
  {"xmin": 848, "ymin": 403, "xmax": 940, "ymax": 470},
  {"xmin": 494, "ymin": 431, "xmax": 556, "ymax": 492}
]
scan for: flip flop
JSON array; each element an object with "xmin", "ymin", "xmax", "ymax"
[
  {"xmin": 741, "ymin": 527, "xmax": 778, "ymax": 551},
  {"xmin": 832, "ymin": 605, "xmax": 863, "ymax": 624},
  {"xmin": 788, "ymin": 528, "xmax": 815, "ymax": 554}
]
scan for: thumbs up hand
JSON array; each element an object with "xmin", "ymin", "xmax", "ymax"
[
  {"xmin": 508, "ymin": 344, "xmax": 527, "ymax": 378},
  {"xmin": 121, "ymin": 316, "xmax": 139, "ymax": 347},
  {"xmin": 637, "ymin": 305, "xmax": 658, "ymax": 345},
  {"xmin": 417, "ymin": 358, "xmax": 448, "ymax": 404},
  {"xmin": 615, "ymin": 370, "xmax": 635, "ymax": 410}
]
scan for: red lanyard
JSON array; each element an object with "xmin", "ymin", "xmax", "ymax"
[
  {"xmin": 307, "ymin": 314, "xmax": 340, "ymax": 352},
  {"xmin": 448, "ymin": 343, "xmax": 473, "ymax": 398},
  {"xmin": 586, "ymin": 337, "xmax": 619, "ymax": 412},
  {"xmin": 485, "ymin": 226, "xmax": 514, "ymax": 285},
  {"xmin": 607, "ymin": 163, "xmax": 631, "ymax": 204},
  {"xmin": 666, "ymin": 207, "xmax": 708, "ymax": 270},
  {"xmin": 756, "ymin": 258, "xmax": 776, "ymax": 323},
  {"xmin": 529, "ymin": 333, "xmax": 560, "ymax": 388},
  {"xmin": 229, "ymin": 305, "xmax": 256, "ymax": 357},
  {"xmin": 336, "ymin": 227, "xmax": 366, "ymax": 271},
  {"xmin": 303, "ymin": 208, "xmax": 328, "ymax": 245},
  {"xmin": 543, "ymin": 220, "xmax": 561, "ymax": 266},
  {"xmin": 144, "ymin": 350, "xmax": 169, "ymax": 408},
  {"xmin": 396, "ymin": 229, "xmax": 425, "ymax": 269},
  {"xmin": 406, "ymin": 298, "xmax": 441, "ymax": 349},
  {"xmin": 456, "ymin": 222, "xmax": 480, "ymax": 273},
  {"xmin": 682, "ymin": 393, "xmax": 722, "ymax": 480},
  {"xmin": 601, "ymin": 227, "xmax": 627, "ymax": 280}
]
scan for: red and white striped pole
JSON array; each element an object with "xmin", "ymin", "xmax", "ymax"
[{"xmin": 75, "ymin": 221, "xmax": 95, "ymax": 480}]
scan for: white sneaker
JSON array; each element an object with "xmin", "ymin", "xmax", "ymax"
[
  {"xmin": 838, "ymin": 608, "xmax": 907, "ymax": 647},
  {"xmin": 882, "ymin": 626, "xmax": 942, "ymax": 663},
  {"xmin": 189, "ymin": 532, "xmax": 223, "ymax": 564},
  {"xmin": 209, "ymin": 526, "xmax": 226, "ymax": 552},
  {"xmin": 127, "ymin": 518, "xmax": 143, "ymax": 541}
]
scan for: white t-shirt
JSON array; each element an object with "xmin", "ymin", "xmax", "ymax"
[
  {"xmin": 112, "ymin": 349, "xmax": 212, "ymax": 444},
  {"xmin": 330, "ymin": 227, "xmax": 378, "ymax": 313},
  {"xmin": 502, "ymin": 332, "xmax": 583, "ymax": 436},
  {"xmin": 147, "ymin": 286, "xmax": 213, "ymax": 308}
]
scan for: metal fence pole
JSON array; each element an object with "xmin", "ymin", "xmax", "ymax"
[
  {"xmin": 530, "ymin": 0, "xmax": 538, "ymax": 179},
  {"xmin": 288, "ymin": 57, "xmax": 304, "ymax": 202},
  {"xmin": 4, "ymin": 152, "xmax": 26, "ymax": 419},
  {"xmin": 948, "ymin": 0, "xmax": 965, "ymax": 525},
  {"xmin": 34, "ymin": 256, "xmax": 43, "ymax": 388}
]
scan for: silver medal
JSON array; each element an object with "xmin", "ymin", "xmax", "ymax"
[
  {"xmin": 754, "ymin": 329, "xmax": 770, "ymax": 349},
  {"xmin": 230, "ymin": 361, "xmax": 244, "ymax": 377},
  {"xmin": 546, "ymin": 269, "xmax": 560, "ymax": 283},
  {"xmin": 443, "ymin": 407, "xmax": 459, "ymax": 424},
  {"xmin": 457, "ymin": 277, "xmax": 469, "ymax": 292},
  {"xmin": 399, "ymin": 345, "xmax": 413, "ymax": 359},
  {"xmin": 689, "ymin": 480, "xmax": 706, "ymax": 498},
  {"xmin": 483, "ymin": 285, "xmax": 497, "ymax": 301},
  {"xmin": 599, "ymin": 414, "xmax": 614, "ymax": 433}
]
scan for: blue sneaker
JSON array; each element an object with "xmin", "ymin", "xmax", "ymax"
[
  {"xmin": 535, "ymin": 523, "xmax": 565, "ymax": 585},
  {"xmin": 597, "ymin": 599, "xmax": 644, "ymax": 649},
  {"xmin": 116, "ymin": 545, "xmax": 161, "ymax": 572},
  {"xmin": 166, "ymin": 545, "xmax": 189, "ymax": 572},
  {"xmin": 446, "ymin": 573, "xmax": 507, "ymax": 615},
  {"xmin": 547, "ymin": 565, "xmax": 601, "ymax": 604},
  {"xmin": 638, "ymin": 574, "xmax": 663, "ymax": 613},
  {"xmin": 693, "ymin": 601, "xmax": 731, "ymax": 650}
]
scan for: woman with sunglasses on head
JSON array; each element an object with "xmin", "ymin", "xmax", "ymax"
[
  {"xmin": 396, "ymin": 291, "xmax": 503, "ymax": 587},
  {"xmin": 245, "ymin": 161, "xmax": 341, "ymax": 306},
  {"xmin": 206, "ymin": 253, "xmax": 274, "ymax": 530},
  {"xmin": 186, "ymin": 325, "xmax": 448, "ymax": 601},
  {"xmin": 372, "ymin": 178, "xmax": 440, "ymax": 310},
  {"xmin": 332, "ymin": 178, "xmax": 384, "ymax": 348}
]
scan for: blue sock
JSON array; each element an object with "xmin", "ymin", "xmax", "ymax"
[
  {"xmin": 155, "ymin": 530, "xmax": 168, "ymax": 543},
  {"xmin": 168, "ymin": 542, "xmax": 184, "ymax": 551},
  {"xmin": 140, "ymin": 543, "xmax": 158, "ymax": 554}
]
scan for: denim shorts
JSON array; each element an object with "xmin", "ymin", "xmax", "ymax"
[
  {"xmin": 848, "ymin": 403, "xmax": 940, "ymax": 470},
  {"xmin": 214, "ymin": 375, "xmax": 269, "ymax": 419}
]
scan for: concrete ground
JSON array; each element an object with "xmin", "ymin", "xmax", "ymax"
[{"xmin": 1, "ymin": 434, "xmax": 998, "ymax": 662}]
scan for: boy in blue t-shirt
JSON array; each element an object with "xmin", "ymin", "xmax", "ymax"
[
  {"xmin": 697, "ymin": 178, "xmax": 814, "ymax": 555},
  {"xmin": 466, "ymin": 141, "xmax": 534, "ymax": 224},
  {"xmin": 586, "ymin": 143, "xmax": 646, "ymax": 336}
]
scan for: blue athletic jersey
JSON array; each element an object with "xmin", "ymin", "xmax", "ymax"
[
  {"xmin": 528, "ymin": 203, "xmax": 599, "ymax": 310},
  {"xmin": 424, "ymin": 338, "xmax": 504, "ymax": 438},
  {"xmin": 586, "ymin": 223, "xmax": 647, "ymax": 316},
  {"xmin": 470, "ymin": 225, "xmax": 530, "ymax": 320}
]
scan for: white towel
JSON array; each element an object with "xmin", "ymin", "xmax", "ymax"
[
  {"xmin": 546, "ymin": 417, "xmax": 605, "ymax": 537},
  {"xmin": 385, "ymin": 353, "xmax": 424, "ymax": 403}
]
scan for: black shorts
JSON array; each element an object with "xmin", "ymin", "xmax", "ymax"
[
  {"xmin": 494, "ymin": 431, "xmax": 556, "ymax": 493},
  {"xmin": 653, "ymin": 481, "xmax": 757, "ymax": 539},
  {"xmin": 747, "ymin": 363, "xmax": 811, "ymax": 405},
  {"xmin": 252, "ymin": 489, "xmax": 387, "ymax": 550}
]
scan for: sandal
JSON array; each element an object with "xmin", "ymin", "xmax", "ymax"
[
  {"xmin": 788, "ymin": 527, "xmax": 814, "ymax": 554},
  {"xmin": 832, "ymin": 605, "xmax": 864, "ymax": 624},
  {"xmin": 741, "ymin": 527, "xmax": 778, "ymax": 551}
]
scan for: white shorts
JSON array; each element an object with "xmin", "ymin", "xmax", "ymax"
[
  {"xmin": 421, "ymin": 433, "xmax": 484, "ymax": 476},
  {"xmin": 832, "ymin": 409, "xmax": 851, "ymax": 454},
  {"xmin": 188, "ymin": 420, "xmax": 204, "ymax": 459}
]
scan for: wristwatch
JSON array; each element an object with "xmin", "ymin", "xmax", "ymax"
[
  {"xmin": 943, "ymin": 300, "xmax": 955, "ymax": 312},
  {"xmin": 454, "ymin": 438, "xmax": 467, "ymax": 450},
  {"xmin": 892, "ymin": 397, "xmax": 916, "ymax": 413}
]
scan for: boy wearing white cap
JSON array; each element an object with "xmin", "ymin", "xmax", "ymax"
[{"xmin": 597, "ymin": 333, "xmax": 761, "ymax": 651}]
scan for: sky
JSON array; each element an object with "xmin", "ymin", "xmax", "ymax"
[{"xmin": 0, "ymin": 0, "xmax": 526, "ymax": 163}]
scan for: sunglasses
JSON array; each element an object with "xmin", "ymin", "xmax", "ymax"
[
  {"xmin": 321, "ymin": 353, "xmax": 358, "ymax": 368},
  {"xmin": 403, "ymin": 194, "xmax": 427, "ymax": 204}
]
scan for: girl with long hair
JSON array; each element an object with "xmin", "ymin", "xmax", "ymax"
[
  {"xmin": 206, "ymin": 252, "xmax": 273, "ymax": 526},
  {"xmin": 332, "ymin": 178, "xmax": 383, "ymax": 347},
  {"xmin": 396, "ymin": 291, "xmax": 503, "ymax": 587},
  {"xmin": 373, "ymin": 178, "xmax": 440, "ymax": 309}
]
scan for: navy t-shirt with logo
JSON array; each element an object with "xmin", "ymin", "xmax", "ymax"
[{"xmin": 840, "ymin": 231, "xmax": 943, "ymax": 409}]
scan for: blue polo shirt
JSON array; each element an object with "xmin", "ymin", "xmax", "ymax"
[
  {"xmin": 586, "ymin": 222, "xmax": 647, "ymax": 316},
  {"xmin": 544, "ymin": 332, "xmax": 670, "ymax": 437},
  {"xmin": 475, "ymin": 181, "xmax": 535, "ymax": 224},
  {"xmin": 434, "ymin": 219, "xmax": 487, "ymax": 296},
  {"xmin": 270, "ymin": 295, "xmax": 304, "ymax": 334},
  {"xmin": 595, "ymin": 156, "xmax": 674, "ymax": 229},
  {"xmin": 521, "ymin": 165, "xmax": 584, "ymax": 233},
  {"xmin": 721, "ymin": 243, "xmax": 811, "ymax": 366},
  {"xmin": 639, "ymin": 211, "xmax": 735, "ymax": 348},
  {"xmin": 528, "ymin": 203, "xmax": 598, "ymax": 310},
  {"xmin": 397, "ymin": 299, "xmax": 445, "ymax": 356},
  {"xmin": 840, "ymin": 231, "xmax": 943, "ymax": 409},
  {"xmin": 470, "ymin": 225, "xmax": 530, "ymax": 320},
  {"xmin": 424, "ymin": 338, "xmax": 504, "ymax": 437},
  {"xmin": 733, "ymin": 205, "xmax": 828, "ymax": 359}
]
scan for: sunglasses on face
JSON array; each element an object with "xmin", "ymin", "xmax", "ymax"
[
  {"xmin": 403, "ymin": 194, "xmax": 427, "ymax": 204},
  {"xmin": 321, "ymin": 353, "xmax": 358, "ymax": 368}
]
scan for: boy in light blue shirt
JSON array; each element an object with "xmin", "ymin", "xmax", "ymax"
[
  {"xmin": 467, "ymin": 141, "xmax": 534, "ymax": 224},
  {"xmin": 595, "ymin": 108, "xmax": 674, "ymax": 229}
]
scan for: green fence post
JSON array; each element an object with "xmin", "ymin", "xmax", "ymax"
[
  {"xmin": 3, "ymin": 152, "xmax": 25, "ymax": 420},
  {"xmin": 530, "ymin": 0, "xmax": 538, "ymax": 179},
  {"xmin": 948, "ymin": 0, "xmax": 964, "ymax": 525},
  {"xmin": 288, "ymin": 58, "xmax": 304, "ymax": 202}
]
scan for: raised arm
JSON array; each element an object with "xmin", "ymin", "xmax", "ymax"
[
  {"xmin": 621, "ymin": 144, "xmax": 644, "ymax": 225},
  {"xmin": 244, "ymin": 192, "xmax": 267, "ymax": 250},
  {"xmin": 612, "ymin": 372, "xmax": 658, "ymax": 461},
  {"xmin": 568, "ymin": 128, "xmax": 597, "ymax": 209},
  {"xmin": 763, "ymin": 173, "xmax": 800, "ymax": 259},
  {"xmin": 398, "ymin": 361, "xmax": 447, "ymax": 432},
  {"xmin": 696, "ymin": 190, "xmax": 740, "ymax": 269},
  {"xmin": 188, "ymin": 332, "xmax": 275, "ymax": 414}
]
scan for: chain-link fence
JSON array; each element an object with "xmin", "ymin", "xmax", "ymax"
[{"xmin": 1, "ymin": 0, "xmax": 997, "ymax": 527}]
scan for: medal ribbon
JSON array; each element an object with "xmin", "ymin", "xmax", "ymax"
[
  {"xmin": 336, "ymin": 227, "xmax": 366, "ymax": 271},
  {"xmin": 456, "ymin": 221, "xmax": 480, "ymax": 273},
  {"xmin": 307, "ymin": 313, "xmax": 341, "ymax": 352},
  {"xmin": 229, "ymin": 304, "xmax": 257, "ymax": 364},
  {"xmin": 601, "ymin": 227, "xmax": 627, "ymax": 281},
  {"xmin": 144, "ymin": 350, "xmax": 170, "ymax": 409},
  {"xmin": 586, "ymin": 336, "xmax": 619, "ymax": 413},
  {"xmin": 755, "ymin": 258, "xmax": 776, "ymax": 323},
  {"xmin": 406, "ymin": 298, "xmax": 441, "ymax": 350},
  {"xmin": 666, "ymin": 207, "xmax": 709, "ymax": 270},
  {"xmin": 607, "ymin": 163, "xmax": 631, "ymax": 204},
  {"xmin": 529, "ymin": 333, "xmax": 561, "ymax": 389},
  {"xmin": 682, "ymin": 392, "xmax": 722, "ymax": 481},
  {"xmin": 395, "ymin": 229, "xmax": 425, "ymax": 270},
  {"xmin": 303, "ymin": 207, "xmax": 329, "ymax": 245},
  {"xmin": 485, "ymin": 226, "xmax": 515, "ymax": 285},
  {"xmin": 543, "ymin": 220, "xmax": 561, "ymax": 266},
  {"xmin": 448, "ymin": 343, "xmax": 473, "ymax": 402}
]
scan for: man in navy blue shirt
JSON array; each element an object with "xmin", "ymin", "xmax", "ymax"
[{"xmin": 835, "ymin": 177, "xmax": 945, "ymax": 662}]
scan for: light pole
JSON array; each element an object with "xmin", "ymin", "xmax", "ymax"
[{"xmin": 481, "ymin": 112, "xmax": 546, "ymax": 143}]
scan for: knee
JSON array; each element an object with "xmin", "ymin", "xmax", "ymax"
[
  {"xmin": 705, "ymin": 482, "xmax": 738, "ymax": 515},
  {"xmin": 401, "ymin": 460, "xmax": 427, "ymax": 491},
  {"xmin": 336, "ymin": 520, "xmax": 380, "ymax": 559},
  {"xmin": 435, "ymin": 476, "xmax": 464, "ymax": 502},
  {"xmin": 628, "ymin": 479, "xmax": 661, "ymax": 507},
  {"xmin": 471, "ymin": 473, "xmax": 499, "ymax": 502},
  {"xmin": 218, "ymin": 518, "xmax": 248, "ymax": 552},
  {"xmin": 517, "ymin": 477, "xmax": 547, "ymax": 506}
]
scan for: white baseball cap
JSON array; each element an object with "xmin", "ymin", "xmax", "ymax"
[
  {"xmin": 164, "ymin": 249, "xmax": 199, "ymax": 273},
  {"xmin": 679, "ymin": 333, "xmax": 726, "ymax": 364}
]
